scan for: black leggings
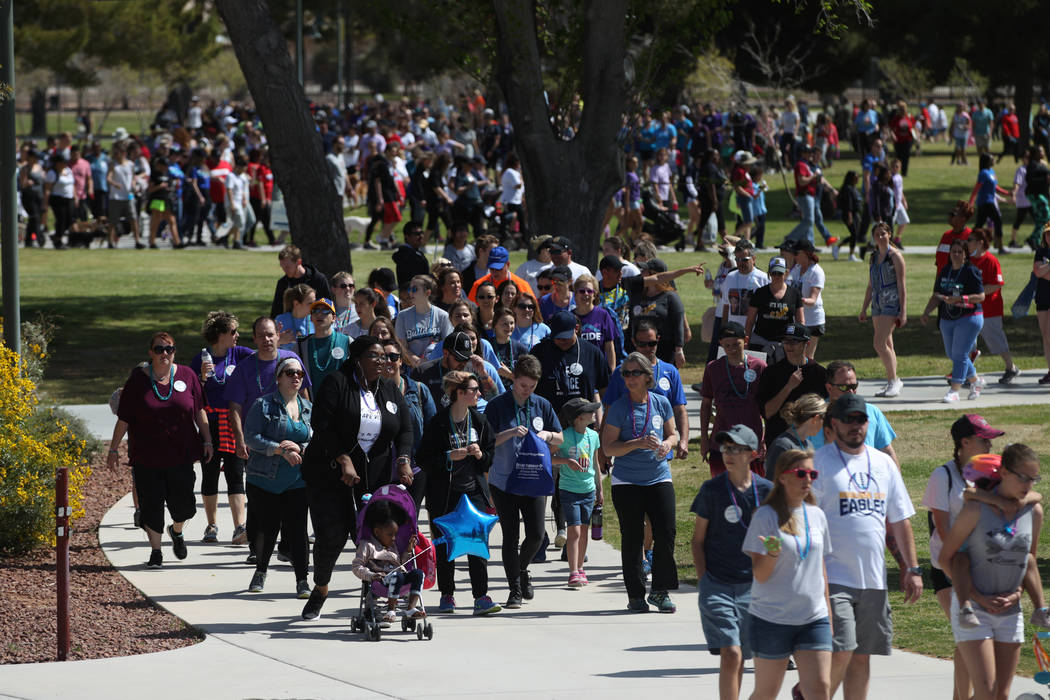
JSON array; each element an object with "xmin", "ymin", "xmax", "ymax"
[
  {"xmin": 201, "ymin": 421, "xmax": 245, "ymax": 497},
  {"xmin": 247, "ymin": 483, "xmax": 308, "ymax": 581},
  {"xmin": 975, "ymin": 201, "xmax": 1003, "ymax": 244},
  {"xmin": 426, "ymin": 485, "xmax": 488, "ymax": 598},
  {"xmin": 21, "ymin": 188, "xmax": 43, "ymax": 244},
  {"xmin": 489, "ymin": 485, "xmax": 546, "ymax": 594},
  {"xmin": 248, "ymin": 197, "xmax": 273, "ymax": 244},
  {"xmin": 1013, "ymin": 206, "xmax": 1031, "ymax": 231},
  {"xmin": 50, "ymin": 196, "xmax": 74, "ymax": 240},
  {"xmin": 611, "ymin": 482, "xmax": 679, "ymax": 599},
  {"xmin": 307, "ymin": 480, "xmax": 358, "ymax": 587}
]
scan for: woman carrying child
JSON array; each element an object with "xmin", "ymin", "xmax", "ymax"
[{"xmin": 352, "ymin": 500, "xmax": 427, "ymax": 622}]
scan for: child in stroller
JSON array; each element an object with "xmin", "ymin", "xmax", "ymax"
[{"xmin": 352, "ymin": 499, "xmax": 427, "ymax": 623}]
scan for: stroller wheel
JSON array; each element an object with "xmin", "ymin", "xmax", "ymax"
[
  {"xmin": 370, "ymin": 624, "xmax": 381, "ymax": 641},
  {"xmin": 416, "ymin": 624, "xmax": 424, "ymax": 640},
  {"xmin": 425, "ymin": 622, "xmax": 434, "ymax": 640},
  {"xmin": 349, "ymin": 617, "xmax": 358, "ymax": 632},
  {"xmin": 401, "ymin": 618, "xmax": 412, "ymax": 632}
]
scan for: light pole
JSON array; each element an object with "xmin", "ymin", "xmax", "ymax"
[{"xmin": 0, "ymin": 0, "xmax": 19, "ymax": 354}]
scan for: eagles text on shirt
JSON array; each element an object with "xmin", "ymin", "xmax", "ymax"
[{"xmin": 839, "ymin": 489, "xmax": 887, "ymax": 517}]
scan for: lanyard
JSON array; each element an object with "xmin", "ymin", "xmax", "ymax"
[
  {"xmin": 791, "ymin": 506, "xmax": 812, "ymax": 561},
  {"xmin": 255, "ymin": 355, "xmax": 277, "ymax": 393},
  {"xmin": 724, "ymin": 356, "xmax": 752, "ymax": 398},
  {"xmin": 835, "ymin": 443, "xmax": 872, "ymax": 490},
  {"xmin": 515, "ymin": 398, "xmax": 532, "ymax": 429},
  {"xmin": 726, "ymin": 474, "xmax": 759, "ymax": 529}
]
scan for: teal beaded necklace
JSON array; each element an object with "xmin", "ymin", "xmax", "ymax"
[{"xmin": 150, "ymin": 365, "xmax": 175, "ymax": 401}]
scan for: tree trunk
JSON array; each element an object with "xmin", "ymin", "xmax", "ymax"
[
  {"xmin": 30, "ymin": 87, "xmax": 46, "ymax": 137},
  {"xmin": 492, "ymin": 0, "xmax": 627, "ymax": 273},
  {"xmin": 1014, "ymin": 65, "xmax": 1034, "ymax": 149},
  {"xmin": 215, "ymin": 0, "xmax": 352, "ymax": 276}
]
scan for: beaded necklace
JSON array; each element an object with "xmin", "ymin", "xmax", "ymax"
[
  {"xmin": 209, "ymin": 346, "xmax": 233, "ymax": 386},
  {"xmin": 629, "ymin": 392, "xmax": 653, "ymax": 439},
  {"xmin": 724, "ymin": 356, "xmax": 752, "ymax": 398},
  {"xmin": 310, "ymin": 334, "xmax": 337, "ymax": 373},
  {"xmin": 150, "ymin": 365, "xmax": 175, "ymax": 401},
  {"xmin": 255, "ymin": 354, "xmax": 279, "ymax": 393}
]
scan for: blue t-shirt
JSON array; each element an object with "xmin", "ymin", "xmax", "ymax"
[
  {"xmin": 606, "ymin": 392, "xmax": 674, "ymax": 486},
  {"xmin": 977, "ymin": 168, "xmax": 998, "ymax": 205},
  {"xmin": 557, "ymin": 426, "xmax": 601, "ymax": 494},
  {"xmin": 188, "ymin": 345, "xmax": 256, "ymax": 408},
  {"xmin": 224, "ymin": 349, "xmax": 311, "ymax": 413},
  {"xmin": 274, "ymin": 312, "xmax": 314, "ymax": 351},
  {"xmin": 809, "ymin": 403, "xmax": 896, "ymax": 451},
  {"xmin": 690, "ymin": 472, "xmax": 774, "ymax": 584},
  {"xmin": 90, "ymin": 155, "xmax": 108, "ymax": 193},
  {"xmin": 483, "ymin": 392, "xmax": 562, "ymax": 493},
  {"xmin": 539, "ymin": 293, "xmax": 575, "ymax": 322},
  {"xmin": 512, "ymin": 322, "xmax": 551, "ymax": 348}
]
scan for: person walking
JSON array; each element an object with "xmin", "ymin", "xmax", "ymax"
[{"xmin": 859, "ymin": 222, "xmax": 906, "ymax": 397}]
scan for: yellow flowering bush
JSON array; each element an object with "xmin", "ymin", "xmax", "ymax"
[{"xmin": 0, "ymin": 321, "xmax": 92, "ymax": 556}]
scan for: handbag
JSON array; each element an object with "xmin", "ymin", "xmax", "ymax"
[{"xmin": 505, "ymin": 430, "xmax": 554, "ymax": 497}]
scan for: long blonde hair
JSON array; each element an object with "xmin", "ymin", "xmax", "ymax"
[{"xmin": 762, "ymin": 449, "xmax": 815, "ymax": 535}]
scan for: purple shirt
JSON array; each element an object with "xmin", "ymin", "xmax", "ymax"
[
  {"xmin": 117, "ymin": 364, "xmax": 205, "ymax": 469},
  {"xmin": 700, "ymin": 355, "xmax": 766, "ymax": 442},
  {"xmin": 574, "ymin": 306, "xmax": 619, "ymax": 357},
  {"xmin": 224, "ymin": 349, "xmax": 310, "ymax": 416},
  {"xmin": 188, "ymin": 345, "xmax": 256, "ymax": 408}
]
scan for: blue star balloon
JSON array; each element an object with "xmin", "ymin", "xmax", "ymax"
[{"xmin": 432, "ymin": 493, "xmax": 499, "ymax": 561}]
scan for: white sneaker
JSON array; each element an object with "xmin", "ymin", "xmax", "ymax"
[
  {"xmin": 849, "ymin": 254, "xmax": 861, "ymax": 262},
  {"xmin": 942, "ymin": 389, "xmax": 960, "ymax": 403},
  {"xmin": 873, "ymin": 382, "xmax": 890, "ymax": 397},
  {"xmin": 967, "ymin": 376, "xmax": 986, "ymax": 400},
  {"xmin": 883, "ymin": 377, "xmax": 903, "ymax": 397}
]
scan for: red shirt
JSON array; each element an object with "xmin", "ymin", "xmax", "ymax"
[
  {"xmin": 794, "ymin": 160, "xmax": 817, "ymax": 197},
  {"xmin": 1002, "ymin": 113, "xmax": 1020, "ymax": 139},
  {"xmin": 890, "ymin": 114, "xmax": 914, "ymax": 144},
  {"xmin": 936, "ymin": 227, "xmax": 972, "ymax": 270},
  {"xmin": 969, "ymin": 250, "xmax": 1004, "ymax": 317},
  {"xmin": 731, "ymin": 164, "xmax": 754, "ymax": 197},
  {"xmin": 208, "ymin": 158, "xmax": 231, "ymax": 204}
]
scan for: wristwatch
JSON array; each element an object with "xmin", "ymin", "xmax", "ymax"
[{"xmin": 906, "ymin": 566, "xmax": 923, "ymax": 576}]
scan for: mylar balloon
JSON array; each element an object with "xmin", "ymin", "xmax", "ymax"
[{"xmin": 432, "ymin": 493, "xmax": 499, "ymax": 561}]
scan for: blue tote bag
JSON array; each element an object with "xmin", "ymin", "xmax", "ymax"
[{"xmin": 505, "ymin": 430, "xmax": 554, "ymax": 497}]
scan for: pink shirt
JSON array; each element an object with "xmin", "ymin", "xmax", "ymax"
[{"xmin": 71, "ymin": 157, "xmax": 92, "ymax": 199}]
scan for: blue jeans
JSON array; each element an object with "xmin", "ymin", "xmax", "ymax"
[
  {"xmin": 788, "ymin": 194, "xmax": 832, "ymax": 245},
  {"xmin": 1012, "ymin": 273, "xmax": 1037, "ymax": 317},
  {"xmin": 940, "ymin": 314, "xmax": 984, "ymax": 383},
  {"xmin": 698, "ymin": 573, "xmax": 753, "ymax": 658},
  {"xmin": 749, "ymin": 614, "xmax": 833, "ymax": 659}
]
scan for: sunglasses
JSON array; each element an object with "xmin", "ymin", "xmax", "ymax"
[
  {"xmin": 362, "ymin": 353, "xmax": 387, "ymax": 361},
  {"xmin": 335, "ymin": 283, "xmax": 355, "ymax": 289},
  {"xmin": 838, "ymin": 413, "xmax": 868, "ymax": 425},
  {"xmin": 575, "ymin": 289, "xmax": 595, "ymax": 296},
  {"xmin": 537, "ymin": 284, "xmax": 552, "ymax": 292},
  {"xmin": 477, "ymin": 295, "xmax": 496, "ymax": 300},
  {"xmin": 281, "ymin": 369, "xmax": 305, "ymax": 378},
  {"xmin": 152, "ymin": 345, "xmax": 176, "ymax": 354},
  {"xmin": 459, "ymin": 385, "xmax": 481, "ymax": 394},
  {"xmin": 719, "ymin": 444, "xmax": 751, "ymax": 455},
  {"xmin": 311, "ymin": 308, "xmax": 333, "ymax": 316},
  {"xmin": 622, "ymin": 369, "xmax": 648, "ymax": 377},
  {"xmin": 516, "ymin": 304, "xmax": 535, "ymax": 311},
  {"xmin": 634, "ymin": 340, "xmax": 659, "ymax": 348},
  {"xmin": 832, "ymin": 383, "xmax": 859, "ymax": 392},
  {"xmin": 385, "ymin": 352, "xmax": 402, "ymax": 362},
  {"xmin": 1005, "ymin": 467, "xmax": 1042, "ymax": 484},
  {"xmin": 787, "ymin": 468, "xmax": 819, "ymax": 480}
]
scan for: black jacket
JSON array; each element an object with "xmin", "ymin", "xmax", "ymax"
[
  {"xmin": 302, "ymin": 367, "xmax": 413, "ymax": 492},
  {"xmin": 416, "ymin": 405, "xmax": 494, "ymax": 496},
  {"xmin": 270, "ymin": 264, "xmax": 334, "ymax": 319},
  {"xmin": 392, "ymin": 244, "xmax": 430, "ymax": 288}
]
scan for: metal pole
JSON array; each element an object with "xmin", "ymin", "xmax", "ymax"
[
  {"xmin": 0, "ymin": 0, "xmax": 20, "ymax": 354},
  {"xmin": 336, "ymin": 3, "xmax": 344, "ymax": 107},
  {"xmin": 295, "ymin": 0, "xmax": 304, "ymax": 86},
  {"xmin": 55, "ymin": 467, "xmax": 71, "ymax": 661}
]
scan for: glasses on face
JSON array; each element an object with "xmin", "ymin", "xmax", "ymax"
[
  {"xmin": 228, "ymin": 329, "xmax": 240, "ymax": 336},
  {"xmin": 152, "ymin": 345, "xmax": 176, "ymax": 354},
  {"xmin": 832, "ymin": 383, "xmax": 859, "ymax": 393},
  {"xmin": 385, "ymin": 352, "xmax": 402, "ymax": 363},
  {"xmin": 787, "ymin": 468, "xmax": 819, "ymax": 480},
  {"xmin": 838, "ymin": 413, "xmax": 868, "ymax": 425},
  {"xmin": 460, "ymin": 385, "xmax": 481, "ymax": 394},
  {"xmin": 311, "ymin": 308, "xmax": 333, "ymax": 316},
  {"xmin": 335, "ymin": 283, "xmax": 355, "ymax": 290},
  {"xmin": 477, "ymin": 295, "xmax": 496, "ymax": 301},
  {"xmin": 516, "ymin": 304, "xmax": 535, "ymax": 311},
  {"xmin": 575, "ymin": 288, "xmax": 595, "ymax": 296},
  {"xmin": 734, "ymin": 255, "xmax": 752, "ymax": 263},
  {"xmin": 1005, "ymin": 467, "xmax": 1042, "ymax": 484},
  {"xmin": 634, "ymin": 339, "xmax": 659, "ymax": 348},
  {"xmin": 281, "ymin": 370, "xmax": 305, "ymax": 378},
  {"xmin": 537, "ymin": 284, "xmax": 552, "ymax": 292},
  {"xmin": 719, "ymin": 444, "xmax": 751, "ymax": 455},
  {"xmin": 622, "ymin": 369, "xmax": 648, "ymax": 378}
]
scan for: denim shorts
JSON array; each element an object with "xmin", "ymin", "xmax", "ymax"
[
  {"xmin": 748, "ymin": 613, "xmax": 833, "ymax": 660},
  {"xmin": 559, "ymin": 489, "xmax": 595, "ymax": 526},
  {"xmin": 697, "ymin": 573, "xmax": 753, "ymax": 658}
]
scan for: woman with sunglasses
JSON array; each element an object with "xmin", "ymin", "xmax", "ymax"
[
  {"xmin": 108, "ymin": 333, "xmax": 212, "ymax": 568},
  {"xmin": 511, "ymin": 291, "xmax": 551, "ymax": 349},
  {"xmin": 380, "ymin": 340, "xmax": 435, "ymax": 510},
  {"xmin": 434, "ymin": 267, "xmax": 470, "ymax": 312},
  {"xmin": 572, "ymin": 274, "xmax": 620, "ymax": 373},
  {"xmin": 765, "ymin": 394, "xmax": 827, "ymax": 478},
  {"xmin": 330, "ymin": 271, "xmax": 358, "ymax": 334},
  {"xmin": 601, "ymin": 352, "xmax": 680, "ymax": 613},
  {"xmin": 395, "ymin": 274, "xmax": 454, "ymax": 368},
  {"xmin": 491, "ymin": 309, "xmax": 529, "ymax": 389},
  {"xmin": 345, "ymin": 287, "xmax": 391, "ymax": 339},
  {"xmin": 293, "ymin": 298, "xmax": 350, "ymax": 397},
  {"xmin": 417, "ymin": 371, "xmax": 500, "ymax": 615},
  {"xmin": 299, "ymin": 335, "xmax": 413, "ymax": 620},
  {"xmin": 191, "ymin": 311, "xmax": 254, "ymax": 545},
  {"xmin": 939, "ymin": 444, "xmax": 1044, "ymax": 700},
  {"xmin": 743, "ymin": 449, "xmax": 833, "ymax": 700},
  {"xmin": 243, "ymin": 357, "xmax": 312, "ymax": 598},
  {"xmin": 474, "ymin": 281, "xmax": 499, "ymax": 340},
  {"xmin": 921, "ymin": 238, "xmax": 986, "ymax": 403}
]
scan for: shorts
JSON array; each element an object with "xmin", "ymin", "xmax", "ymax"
[
  {"xmin": 559, "ymin": 488, "xmax": 595, "ymax": 526},
  {"xmin": 954, "ymin": 136, "xmax": 968, "ymax": 150},
  {"xmin": 108, "ymin": 197, "xmax": 136, "ymax": 224},
  {"xmin": 148, "ymin": 199, "xmax": 167, "ymax": 213},
  {"xmin": 950, "ymin": 594, "xmax": 1024, "ymax": 644},
  {"xmin": 807, "ymin": 324, "xmax": 826, "ymax": 338},
  {"xmin": 698, "ymin": 573, "xmax": 753, "ymax": 658},
  {"xmin": 975, "ymin": 134, "xmax": 991, "ymax": 151},
  {"xmin": 749, "ymin": 614, "xmax": 833, "ymax": 659},
  {"xmin": 736, "ymin": 196, "xmax": 754, "ymax": 223},
  {"xmin": 383, "ymin": 201, "xmax": 403, "ymax": 224},
  {"xmin": 829, "ymin": 584, "xmax": 893, "ymax": 655},
  {"xmin": 930, "ymin": 564, "xmax": 952, "ymax": 593},
  {"xmin": 629, "ymin": 199, "xmax": 642, "ymax": 211},
  {"xmin": 229, "ymin": 205, "xmax": 247, "ymax": 230},
  {"xmin": 893, "ymin": 208, "xmax": 910, "ymax": 226},
  {"xmin": 132, "ymin": 462, "xmax": 197, "ymax": 534},
  {"xmin": 978, "ymin": 315, "xmax": 1010, "ymax": 355}
]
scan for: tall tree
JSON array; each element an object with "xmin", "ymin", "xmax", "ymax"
[{"xmin": 216, "ymin": 0, "xmax": 351, "ymax": 275}]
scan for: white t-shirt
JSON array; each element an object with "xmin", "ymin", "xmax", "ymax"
[
  {"xmin": 744, "ymin": 503, "xmax": 832, "ymax": 625},
  {"xmin": 566, "ymin": 260, "xmax": 591, "ymax": 282},
  {"xmin": 719, "ymin": 268, "xmax": 770, "ymax": 327},
  {"xmin": 780, "ymin": 111, "xmax": 800, "ymax": 135},
  {"xmin": 108, "ymin": 161, "xmax": 135, "ymax": 200},
  {"xmin": 226, "ymin": 171, "xmax": 248, "ymax": 209},
  {"xmin": 515, "ymin": 259, "xmax": 553, "ymax": 297},
  {"xmin": 444, "ymin": 243, "xmax": 476, "ymax": 273},
  {"xmin": 1014, "ymin": 165, "xmax": 1030, "ymax": 208},
  {"xmin": 648, "ymin": 163, "xmax": 672, "ymax": 201},
  {"xmin": 46, "ymin": 168, "xmax": 75, "ymax": 199},
  {"xmin": 921, "ymin": 460, "xmax": 970, "ymax": 571},
  {"xmin": 789, "ymin": 263, "xmax": 826, "ymax": 326},
  {"xmin": 394, "ymin": 305, "xmax": 453, "ymax": 359},
  {"xmin": 812, "ymin": 443, "xmax": 915, "ymax": 590},
  {"xmin": 500, "ymin": 168, "xmax": 523, "ymax": 205},
  {"xmin": 358, "ymin": 389, "xmax": 383, "ymax": 454},
  {"xmin": 186, "ymin": 106, "xmax": 203, "ymax": 129}
]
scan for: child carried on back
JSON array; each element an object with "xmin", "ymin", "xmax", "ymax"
[{"xmin": 352, "ymin": 500, "xmax": 427, "ymax": 621}]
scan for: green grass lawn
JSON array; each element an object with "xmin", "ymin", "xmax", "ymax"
[
  {"xmin": 16, "ymin": 109, "xmax": 155, "ymax": 145},
  {"xmin": 5, "ymin": 138, "xmax": 1050, "ymax": 674}
]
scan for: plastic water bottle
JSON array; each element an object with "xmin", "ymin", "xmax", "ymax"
[
  {"xmin": 200, "ymin": 348, "xmax": 215, "ymax": 378},
  {"xmin": 591, "ymin": 504, "xmax": 603, "ymax": 540}
]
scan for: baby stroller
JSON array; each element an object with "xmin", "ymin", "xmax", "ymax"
[
  {"xmin": 349, "ymin": 484, "xmax": 437, "ymax": 642},
  {"xmin": 641, "ymin": 190, "xmax": 687, "ymax": 245}
]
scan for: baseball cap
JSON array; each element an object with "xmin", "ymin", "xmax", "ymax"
[
  {"xmin": 548, "ymin": 311, "xmax": 578, "ymax": 339},
  {"xmin": 778, "ymin": 239, "xmax": 797, "ymax": 253},
  {"xmin": 599, "ymin": 254, "xmax": 625, "ymax": 271},
  {"xmin": 487, "ymin": 246, "xmax": 509, "ymax": 270},
  {"xmin": 714, "ymin": 424, "xmax": 759, "ymax": 451},
  {"xmin": 720, "ymin": 321, "xmax": 747, "ymax": 339},
  {"xmin": 446, "ymin": 331, "xmax": 473, "ymax": 361},
  {"xmin": 561, "ymin": 397, "xmax": 601, "ymax": 425},
  {"xmin": 780, "ymin": 324, "xmax": 811, "ymax": 342},
  {"xmin": 769, "ymin": 257, "xmax": 787, "ymax": 274},
  {"xmin": 548, "ymin": 265, "xmax": 572, "ymax": 283},
  {"xmin": 830, "ymin": 393, "xmax": 867, "ymax": 421},
  {"xmin": 548, "ymin": 236, "xmax": 573, "ymax": 254},
  {"xmin": 950, "ymin": 414, "xmax": 1005, "ymax": 442},
  {"xmin": 309, "ymin": 297, "xmax": 337, "ymax": 315},
  {"xmin": 794, "ymin": 240, "xmax": 817, "ymax": 255},
  {"xmin": 641, "ymin": 258, "xmax": 668, "ymax": 273}
]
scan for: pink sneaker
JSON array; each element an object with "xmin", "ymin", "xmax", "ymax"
[
  {"xmin": 567, "ymin": 571, "xmax": 583, "ymax": 588},
  {"xmin": 577, "ymin": 569, "xmax": 589, "ymax": 585}
]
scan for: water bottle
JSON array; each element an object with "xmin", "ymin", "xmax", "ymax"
[
  {"xmin": 200, "ymin": 348, "xmax": 215, "ymax": 378},
  {"xmin": 591, "ymin": 504, "xmax": 603, "ymax": 540}
]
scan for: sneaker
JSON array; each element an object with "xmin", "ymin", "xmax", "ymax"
[
  {"xmin": 568, "ymin": 572, "xmax": 584, "ymax": 588},
  {"xmin": 647, "ymin": 590, "xmax": 677, "ymax": 613},
  {"xmin": 642, "ymin": 549, "xmax": 653, "ymax": 578},
  {"xmin": 627, "ymin": 598, "xmax": 650, "ymax": 613},
  {"xmin": 848, "ymin": 253, "xmax": 861, "ymax": 262},
  {"xmin": 202, "ymin": 524, "xmax": 218, "ymax": 543},
  {"xmin": 554, "ymin": 529, "xmax": 567, "ymax": 548},
  {"xmin": 883, "ymin": 377, "xmax": 903, "ymax": 398},
  {"xmin": 133, "ymin": 509, "xmax": 142, "ymax": 528},
  {"xmin": 942, "ymin": 390, "xmax": 960, "ymax": 403},
  {"xmin": 826, "ymin": 236, "xmax": 839, "ymax": 246},
  {"xmin": 520, "ymin": 570, "xmax": 534, "ymax": 600},
  {"xmin": 505, "ymin": 591, "xmax": 523, "ymax": 609},
  {"xmin": 1009, "ymin": 240, "xmax": 1023, "ymax": 248},
  {"xmin": 690, "ymin": 382, "xmax": 704, "ymax": 394},
  {"xmin": 999, "ymin": 366, "xmax": 1020, "ymax": 385},
  {"xmin": 301, "ymin": 588, "xmax": 326, "ymax": 620},
  {"xmin": 296, "ymin": 579, "xmax": 311, "ymax": 599},
  {"xmin": 873, "ymin": 381, "xmax": 891, "ymax": 397},
  {"xmin": 245, "ymin": 553, "xmax": 257, "ymax": 565},
  {"xmin": 1031, "ymin": 607, "xmax": 1050, "ymax": 628},
  {"xmin": 578, "ymin": 569, "xmax": 589, "ymax": 585},
  {"xmin": 437, "ymin": 594, "xmax": 456, "ymax": 613},
  {"xmin": 146, "ymin": 549, "xmax": 163, "ymax": 568},
  {"xmin": 248, "ymin": 570, "xmax": 266, "ymax": 593},
  {"xmin": 1040, "ymin": 372, "xmax": 1050, "ymax": 385},
  {"xmin": 958, "ymin": 603, "xmax": 980, "ymax": 629},
  {"xmin": 473, "ymin": 595, "xmax": 502, "ymax": 616},
  {"xmin": 231, "ymin": 524, "xmax": 248, "ymax": 545},
  {"xmin": 967, "ymin": 376, "xmax": 986, "ymax": 400},
  {"xmin": 362, "ymin": 241, "xmax": 378, "ymax": 250},
  {"xmin": 998, "ymin": 247, "xmax": 1012, "ymax": 255},
  {"xmin": 167, "ymin": 525, "xmax": 188, "ymax": 560}
]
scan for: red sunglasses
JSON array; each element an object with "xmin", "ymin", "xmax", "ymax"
[{"xmin": 787, "ymin": 468, "xmax": 819, "ymax": 480}]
